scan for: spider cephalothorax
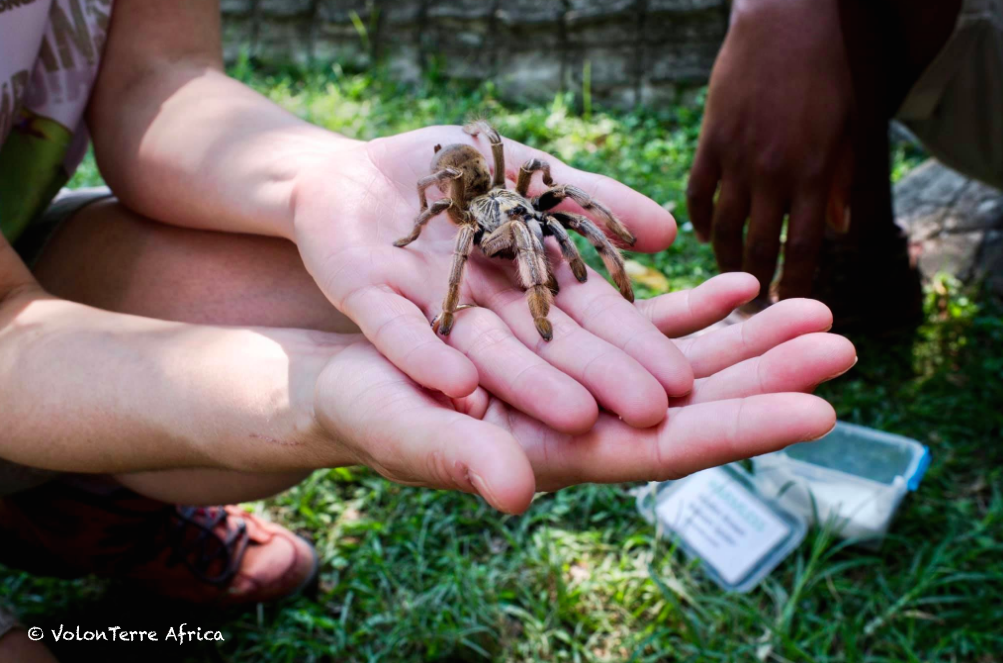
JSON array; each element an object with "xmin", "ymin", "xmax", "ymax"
[{"xmin": 394, "ymin": 121, "xmax": 636, "ymax": 341}]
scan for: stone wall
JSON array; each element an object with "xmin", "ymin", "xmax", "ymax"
[{"xmin": 221, "ymin": 0, "xmax": 729, "ymax": 105}]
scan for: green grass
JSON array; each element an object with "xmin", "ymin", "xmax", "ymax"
[{"xmin": 5, "ymin": 64, "xmax": 1001, "ymax": 662}]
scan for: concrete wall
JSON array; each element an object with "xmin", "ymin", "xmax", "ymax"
[{"xmin": 221, "ymin": 0, "xmax": 728, "ymax": 105}]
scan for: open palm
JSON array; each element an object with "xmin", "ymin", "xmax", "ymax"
[
  {"xmin": 312, "ymin": 274, "xmax": 854, "ymax": 514},
  {"xmin": 294, "ymin": 125, "xmax": 695, "ymax": 433}
]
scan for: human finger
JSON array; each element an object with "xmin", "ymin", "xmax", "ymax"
[
  {"xmin": 635, "ymin": 272, "xmax": 760, "ymax": 338},
  {"xmin": 674, "ymin": 332, "xmax": 856, "ymax": 405},
  {"xmin": 675, "ymin": 297, "xmax": 834, "ymax": 378},
  {"xmin": 314, "ymin": 343, "xmax": 535, "ymax": 514}
]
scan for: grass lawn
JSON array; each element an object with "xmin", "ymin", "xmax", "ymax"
[{"xmin": 3, "ymin": 64, "xmax": 1001, "ymax": 662}]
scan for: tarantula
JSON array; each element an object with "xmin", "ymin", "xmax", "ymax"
[{"xmin": 394, "ymin": 121, "xmax": 636, "ymax": 341}]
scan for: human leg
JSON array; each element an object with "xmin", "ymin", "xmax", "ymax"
[
  {"xmin": 30, "ymin": 198, "xmax": 359, "ymax": 504},
  {"xmin": 0, "ymin": 196, "xmax": 362, "ymax": 605},
  {"xmin": 808, "ymin": 0, "xmax": 964, "ymax": 334},
  {"xmin": 0, "ymin": 605, "xmax": 59, "ymax": 663}
]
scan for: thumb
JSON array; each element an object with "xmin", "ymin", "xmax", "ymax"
[{"xmin": 314, "ymin": 343, "xmax": 536, "ymax": 514}]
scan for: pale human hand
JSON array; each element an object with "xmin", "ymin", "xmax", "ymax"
[
  {"xmin": 309, "ymin": 273, "xmax": 853, "ymax": 514},
  {"xmin": 293, "ymin": 125, "xmax": 692, "ymax": 434}
]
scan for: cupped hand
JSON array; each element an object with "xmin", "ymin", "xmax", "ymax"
[
  {"xmin": 687, "ymin": 0, "xmax": 853, "ymax": 301},
  {"xmin": 294, "ymin": 125, "xmax": 690, "ymax": 433},
  {"xmin": 312, "ymin": 273, "xmax": 855, "ymax": 514}
]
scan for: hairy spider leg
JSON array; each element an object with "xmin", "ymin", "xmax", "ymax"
[
  {"xmin": 516, "ymin": 158, "xmax": 554, "ymax": 197},
  {"xmin": 533, "ymin": 184, "xmax": 637, "ymax": 246},
  {"xmin": 395, "ymin": 198, "xmax": 454, "ymax": 247},
  {"xmin": 436, "ymin": 224, "xmax": 477, "ymax": 336},
  {"xmin": 416, "ymin": 167, "xmax": 462, "ymax": 211},
  {"xmin": 431, "ymin": 305, "xmax": 477, "ymax": 334},
  {"xmin": 511, "ymin": 221, "xmax": 555, "ymax": 341},
  {"xmin": 542, "ymin": 214, "xmax": 588, "ymax": 283},
  {"xmin": 527, "ymin": 216, "xmax": 560, "ymax": 295},
  {"xmin": 544, "ymin": 254, "xmax": 560, "ymax": 296},
  {"xmin": 463, "ymin": 121, "xmax": 506, "ymax": 189},
  {"xmin": 550, "ymin": 211, "xmax": 634, "ymax": 302},
  {"xmin": 479, "ymin": 220, "xmax": 554, "ymax": 340}
]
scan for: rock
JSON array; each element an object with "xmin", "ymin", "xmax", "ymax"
[
  {"xmin": 381, "ymin": 1, "xmax": 422, "ymax": 24},
  {"xmin": 982, "ymin": 231, "xmax": 1003, "ymax": 295},
  {"xmin": 565, "ymin": 19, "xmax": 639, "ymax": 47},
  {"xmin": 642, "ymin": 41, "xmax": 721, "ymax": 84},
  {"xmin": 426, "ymin": 0, "xmax": 495, "ymax": 20},
  {"xmin": 647, "ymin": 0, "xmax": 723, "ymax": 11},
  {"xmin": 420, "ymin": 13, "xmax": 495, "ymax": 80},
  {"xmin": 313, "ymin": 22, "xmax": 373, "ymax": 68},
  {"xmin": 642, "ymin": 6, "xmax": 725, "ymax": 87},
  {"xmin": 896, "ymin": 159, "xmax": 1003, "ymax": 295},
  {"xmin": 259, "ymin": 0, "xmax": 313, "ymax": 18},
  {"xmin": 567, "ymin": 46, "xmax": 637, "ymax": 87},
  {"xmin": 916, "ymin": 231, "xmax": 985, "ymax": 281},
  {"xmin": 220, "ymin": 0, "xmax": 254, "ymax": 16},
  {"xmin": 221, "ymin": 17, "xmax": 255, "ymax": 62},
  {"xmin": 495, "ymin": 26, "xmax": 563, "ymax": 100},
  {"xmin": 255, "ymin": 19, "xmax": 313, "ymax": 63},
  {"xmin": 565, "ymin": 0, "xmax": 637, "ymax": 22},
  {"xmin": 386, "ymin": 41, "xmax": 423, "ymax": 83},
  {"xmin": 495, "ymin": 0, "xmax": 564, "ymax": 25},
  {"xmin": 316, "ymin": 0, "xmax": 374, "ymax": 23}
]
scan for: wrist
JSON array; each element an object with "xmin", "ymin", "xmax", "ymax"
[
  {"xmin": 0, "ymin": 299, "xmax": 200, "ymax": 471},
  {"xmin": 0, "ymin": 282, "xmax": 43, "ymax": 320},
  {"xmin": 288, "ymin": 136, "xmax": 368, "ymax": 245},
  {"xmin": 726, "ymin": 0, "xmax": 845, "ymax": 67},
  {"xmin": 264, "ymin": 127, "xmax": 359, "ymax": 242},
  {"xmin": 0, "ymin": 298, "xmax": 354, "ymax": 474},
  {"xmin": 170, "ymin": 326, "xmax": 358, "ymax": 473},
  {"xmin": 730, "ymin": 0, "xmax": 837, "ymax": 29}
]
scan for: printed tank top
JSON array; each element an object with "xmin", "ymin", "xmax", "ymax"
[{"xmin": 0, "ymin": 0, "xmax": 114, "ymax": 242}]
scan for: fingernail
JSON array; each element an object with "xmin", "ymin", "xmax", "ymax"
[
  {"xmin": 823, "ymin": 355, "xmax": 858, "ymax": 382},
  {"xmin": 469, "ymin": 471, "xmax": 500, "ymax": 510},
  {"xmin": 806, "ymin": 422, "xmax": 838, "ymax": 442}
]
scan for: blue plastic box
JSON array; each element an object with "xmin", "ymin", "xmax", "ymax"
[{"xmin": 752, "ymin": 422, "xmax": 930, "ymax": 545}]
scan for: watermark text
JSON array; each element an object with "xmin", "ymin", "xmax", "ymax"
[{"xmin": 27, "ymin": 623, "xmax": 224, "ymax": 644}]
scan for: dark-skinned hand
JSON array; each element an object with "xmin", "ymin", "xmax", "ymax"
[{"xmin": 687, "ymin": 0, "xmax": 854, "ymax": 300}]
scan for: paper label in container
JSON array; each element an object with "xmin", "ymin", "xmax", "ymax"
[{"xmin": 655, "ymin": 466, "xmax": 793, "ymax": 585}]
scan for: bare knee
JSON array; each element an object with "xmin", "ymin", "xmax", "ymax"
[
  {"xmin": 0, "ymin": 629, "xmax": 60, "ymax": 663},
  {"xmin": 32, "ymin": 199, "xmax": 358, "ymax": 333}
]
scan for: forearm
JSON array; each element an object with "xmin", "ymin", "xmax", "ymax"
[
  {"xmin": 728, "ymin": 0, "xmax": 841, "ymax": 38},
  {"xmin": 0, "ymin": 292, "xmax": 352, "ymax": 474},
  {"xmin": 89, "ymin": 66, "xmax": 353, "ymax": 240},
  {"xmin": 88, "ymin": 3, "xmax": 355, "ymax": 239}
]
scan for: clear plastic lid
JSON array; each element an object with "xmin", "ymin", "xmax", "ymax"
[
  {"xmin": 751, "ymin": 422, "xmax": 931, "ymax": 545},
  {"xmin": 773, "ymin": 422, "xmax": 930, "ymax": 490}
]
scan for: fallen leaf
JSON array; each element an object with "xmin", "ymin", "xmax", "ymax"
[{"xmin": 625, "ymin": 260, "xmax": 670, "ymax": 293}]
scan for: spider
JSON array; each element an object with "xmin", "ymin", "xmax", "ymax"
[{"xmin": 394, "ymin": 121, "xmax": 636, "ymax": 341}]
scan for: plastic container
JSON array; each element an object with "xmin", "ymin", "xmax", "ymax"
[
  {"xmin": 751, "ymin": 422, "xmax": 930, "ymax": 546},
  {"xmin": 636, "ymin": 464, "xmax": 808, "ymax": 593}
]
